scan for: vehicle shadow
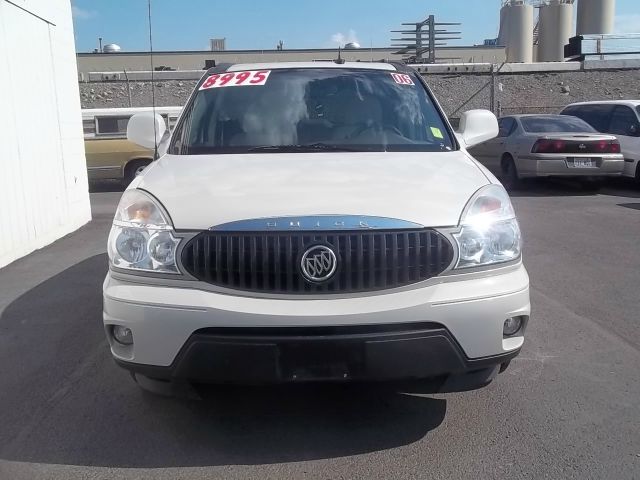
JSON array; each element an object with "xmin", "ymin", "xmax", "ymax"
[
  {"xmin": 0, "ymin": 254, "xmax": 446, "ymax": 468},
  {"xmin": 89, "ymin": 180, "xmax": 126, "ymax": 193},
  {"xmin": 508, "ymin": 178, "xmax": 640, "ymax": 198},
  {"xmin": 618, "ymin": 203, "xmax": 640, "ymax": 211}
]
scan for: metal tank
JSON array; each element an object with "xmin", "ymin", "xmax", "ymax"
[
  {"xmin": 577, "ymin": 0, "xmax": 616, "ymax": 35},
  {"xmin": 102, "ymin": 44, "xmax": 122, "ymax": 53},
  {"xmin": 498, "ymin": 4, "xmax": 510, "ymax": 47},
  {"xmin": 502, "ymin": 0, "xmax": 534, "ymax": 63},
  {"xmin": 538, "ymin": 0, "xmax": 575, "ymax": 62}
]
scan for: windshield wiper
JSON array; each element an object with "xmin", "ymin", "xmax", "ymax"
[{"xmin": 247, "ymin": 143, "xmax": 361, "ymax": 153}]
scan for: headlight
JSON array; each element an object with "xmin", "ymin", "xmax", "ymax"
[
  {"xmin": 453, "ymin": 185, "xmax": 522, "ymax": 269},
  {"xmin": 107, "ymin": 190, "xmax": 181, "ymax": 274}
]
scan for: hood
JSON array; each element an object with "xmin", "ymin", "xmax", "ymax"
[{"xmin": 136, "ymin": 152, "xmax": 490, "ymax": 230}]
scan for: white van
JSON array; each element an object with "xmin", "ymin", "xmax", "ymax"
[
  {"xmin": 82, "ymin": 107, "xmax": 182, "ymax": 183},
  {"xmin": 561, "ymin": 101, "xmax": 640, "ymax": 181}
]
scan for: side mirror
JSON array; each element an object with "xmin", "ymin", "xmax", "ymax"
[
  {"xmin": 127, "ymin": 113, "xmax": 167, "ymax": 150},
  {"xmin": 629, "ymin": 124, "xmax": 639, "ymax": 137},
  {"xmin": 457, "ymin": 110, "xmax": 499, "ymax": 148}
]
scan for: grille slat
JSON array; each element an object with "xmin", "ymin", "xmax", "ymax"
[
  {"xmin": 380, "ymin": 234, "xmax": 388, "ymax": 289},
  {"xmin": 250, "ymin": 236, "xmax": 258, "ymax": 290},
  {"xmin": 182, "ymin": 229, "xmax": 454, "ymax": 295},
  {"xmin": 238, "ymin": 236, "xmax": 246, "ymax": 289}
]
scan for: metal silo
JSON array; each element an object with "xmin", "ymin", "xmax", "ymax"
[
  {"xmin": 498, "ymin": 4, "xmax": 510, "ymax": 47},
  {"xmin": 538, "ymin": 0, "xmax": 574, "ymax": 62},
  {"xmin": 577, "ymin": 0, "xmax": 616, "ymax": 35},
  {"xmin": 503, "ymin": 0, "xmax": 534, "ymax": 63}
]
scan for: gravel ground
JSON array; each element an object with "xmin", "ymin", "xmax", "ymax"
[{"xmin": 79, "ymin": 69, "xmax": 640, "ymax": 116}]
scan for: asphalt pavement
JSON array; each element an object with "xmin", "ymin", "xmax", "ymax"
[{"xmin": 0, "ymin": 179, "xmax": 639, "ymax": 480}]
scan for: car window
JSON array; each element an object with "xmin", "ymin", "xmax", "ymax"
[
  {"xmin": 562, "ymin": 104, "xmax": 614, "ymax": 133},
  {"xmin": 609, "ymin": 105, "xmax": 640, "ymax": 136},
  {"xmin": 95, "ymin": 113, "xmax": 172, "ymax": 136},
  {"xmin": 96, "ymin": 116, "xmax": 130, "ymax": 135},
  {"xmin": 82, "ymin": 118, "xmax": 96, "ymax": 136},
  {"xmin": 498, "ymin": 118, "xmax": 516, "ymax": 137},
  {"xmin": 520, "ymin": 116, "xmax": 597, "ymax": 133},
  {"xmin": 171, "ymin": 68, "xmax": 454, "ymax": 154}
]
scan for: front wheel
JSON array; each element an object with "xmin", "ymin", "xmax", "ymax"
[
  {"xmin": 123, "ymin": 159, "xmax": 152, "ymax": 185},
  {"xmin": 501, "ymin": 156, "xmax": 521, "ymax": 191}
]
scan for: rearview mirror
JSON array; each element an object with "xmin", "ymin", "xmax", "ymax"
[
  {"xmin": 457, "ymin": 110, "xmax": 499, "ymax": 148},
  {"xmin": 127, "ymin": 112, "xmax": 167, "ymax": 150}
]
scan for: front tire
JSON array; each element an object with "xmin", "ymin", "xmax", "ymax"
[
  {"xmin": 123, "ymin": 159, "xmax": 152, "ymax": 185},
  {"xmin": 501, "ymin": 155, "xmax": 521, "ymax": 191}
]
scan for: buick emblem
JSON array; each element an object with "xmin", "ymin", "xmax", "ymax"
[{"xmin": 300, "ymin": 245, "xmax": 337, "ymax": 283}]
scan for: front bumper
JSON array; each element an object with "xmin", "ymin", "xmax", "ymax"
[
  {"xmin": 103, "ymin": 263, "xmax": 530, "ymax": 384},
  {"xmin": 516, "ymin": 154, "xmax": 624, "ymax": 178},
  {"xmin": 116, "ymin": 324, "xmax": 523, "ymax": 391}
]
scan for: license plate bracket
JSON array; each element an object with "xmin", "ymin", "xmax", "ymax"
[{"xmin": 280, "ymin": 342, "xmax": 363, "ymax": 381}]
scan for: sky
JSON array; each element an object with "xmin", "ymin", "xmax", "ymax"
[{"xmin": 71, "ymin": 0, "xmax": 640, "ymax": 53}]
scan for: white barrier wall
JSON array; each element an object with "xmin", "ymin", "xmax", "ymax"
[{"xmin": 0, "ymin": 0, "xmax": 91, "ymax": 268}]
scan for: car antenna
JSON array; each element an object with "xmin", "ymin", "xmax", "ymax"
[
  {"xmin": 147, "ymin": 0, "xmax": 158, "ymax": 160},
  {"xmin": 335, "ymin": 46, "xmax": 345, "ymax": 65}
]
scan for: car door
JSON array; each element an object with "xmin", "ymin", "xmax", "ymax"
[
  {"xmin": 607, "ymin": 105, "xmax": 640, "ymax": 178},
  {"xmin": 470, "ymin": 117, "xmax": 515, "ymax": 173},
  {"xmin": 85, "ymin": 115, "xmax": 153, "ymax": 180}
]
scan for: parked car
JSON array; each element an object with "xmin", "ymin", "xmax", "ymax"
[
  {"xmin": 561, "ymin": 101, "xmax": 640, "ymax": 182},
  {"xmin": 83, "ymin": 107, "xmax": 181, "ymax": 184},
  {"xmin": 469, "ymin": 114, "xmax": 624, "ymax": 189},
  {"xmin": 103, "ymin": 62, "xmax": 530, "ymax": 395}
]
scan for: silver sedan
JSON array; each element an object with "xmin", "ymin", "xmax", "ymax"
[{"xmin": 469, "ymin": 115, "xmax": 625, "ymax": 189}]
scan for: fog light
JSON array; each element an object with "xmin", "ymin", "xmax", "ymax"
[
  {"xmin": 503, "ymin": 317, "xmax": 523, "ymax": 336},
  {"xmin": 113, "ymin": 325, "xmax": 133, "ymax": 345}
]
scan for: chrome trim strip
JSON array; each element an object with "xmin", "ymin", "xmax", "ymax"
[
  {"xmin": 107, "ymin": 261, "xmax": 525, "ymax": 301},
  {"xmin": 209, "ymin": 215, "xmax": 425, "ymax": 232},
  {"xmin": 87, "ymin": 166, "xmax": 122, "ymax": 171}
]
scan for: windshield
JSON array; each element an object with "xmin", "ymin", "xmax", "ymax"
[
  {"xmin": 171, "ymin": 68, "xmax": 454, "ymax": 154},
  {"xmin": 521, "ymin": 116, "xmax": 597, "ymax": 133}
]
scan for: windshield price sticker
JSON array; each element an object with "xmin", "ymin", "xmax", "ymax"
[
  {"xmin": 199, "ymin": 70, "xmax": 271, "ymax": 90},
  {"xmin": 391, "ymin": 73, "xmax": 415, "ymax": 86}
]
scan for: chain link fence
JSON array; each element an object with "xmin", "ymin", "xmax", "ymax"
[{"xmin": 497, "ymin": 103, "xmax": 568, "ymax": 116}]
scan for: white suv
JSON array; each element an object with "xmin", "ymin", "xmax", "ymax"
[{"xmin": 103, "ymin": 62, "xmax": 530, "ymax": 394}]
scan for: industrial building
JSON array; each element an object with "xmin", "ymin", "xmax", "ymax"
[
  {"xmin": 0, "ymin": 0, "xmax": 90, "ymax": 268},
  {"xmin": 76, "ymin": 45, "xmax": 507, "ymax": 77},
  {"xmin": 499, "ymin": 0, "xmax": 617, "ymax": 63},
  {"xmin": 76, "ymin": 0, "xmax": 625, "ymax": 80}
]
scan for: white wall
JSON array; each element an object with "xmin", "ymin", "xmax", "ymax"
[{"xmin": 0, "ymin": 0, "xmax": 91, "ymax": 268}]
